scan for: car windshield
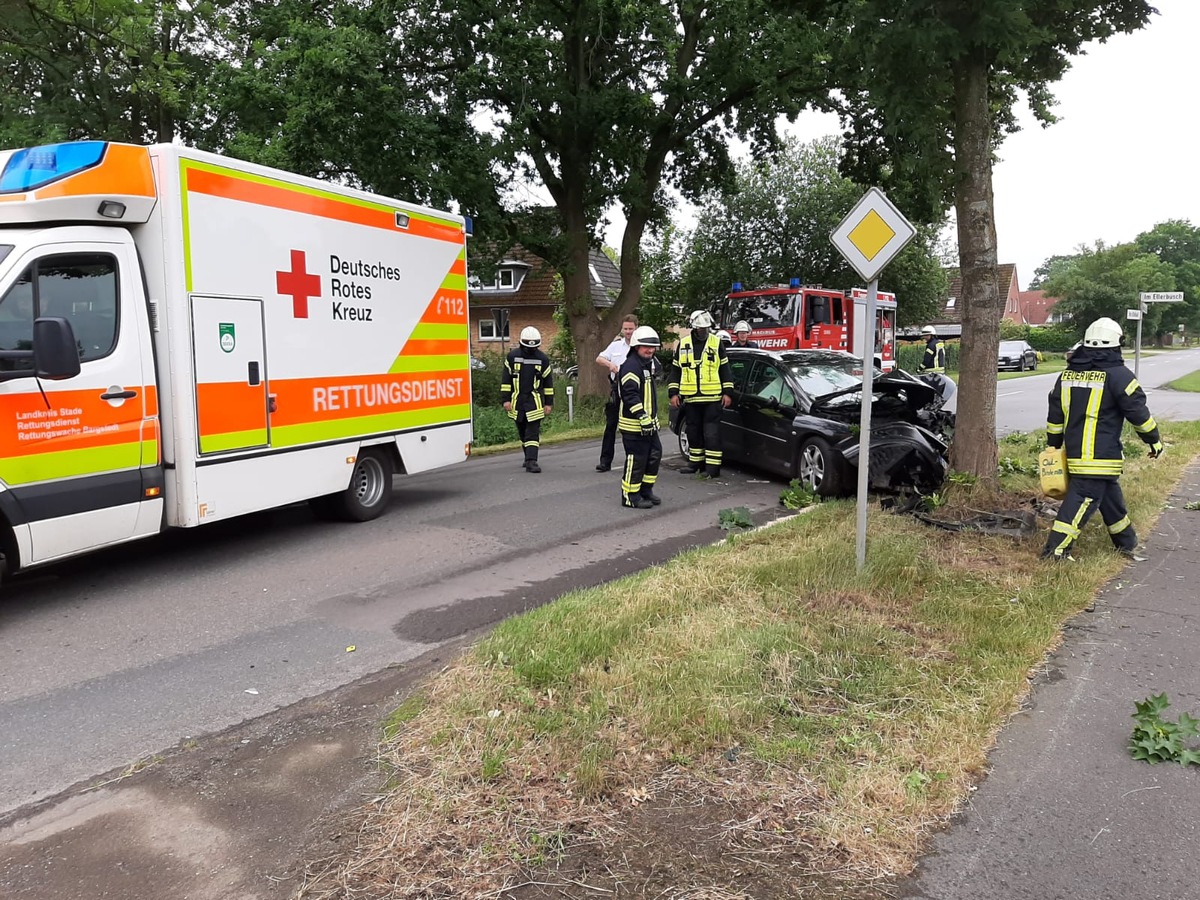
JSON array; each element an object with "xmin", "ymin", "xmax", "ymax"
[
  {"xmin": 786, "ymin": 356, "xmax": 868, "ymax": 397},
  {"xmin": 998, "ymin": 341, "xmax": 1025, "ymax": 353}
]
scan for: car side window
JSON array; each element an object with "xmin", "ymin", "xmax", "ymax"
[
  {"xmin": 745, "ymin": 362, "xmax": 788, "ymax": 403},
  {"xmin": 727, "ymin": 356, "xmax": 753, "ymax": 393},
  {"xmin": 0, "ymin": 253, "xmax": 118, "ymax": 374}
]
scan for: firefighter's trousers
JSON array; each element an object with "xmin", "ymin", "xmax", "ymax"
[
  {"xmin": 684, "ymin": 400, "xmax": 722, "ymax": 472},
  {"xmin": 621, "ymin": 431, "xmax": 662, "ymax": 506},
  {"xmin": 1042, "ymin": 474, "xmax": 1137, "ymax": 558},
  {"xmin": 515, "ymin": 413, "xmax": 541, "ymax": 463}
]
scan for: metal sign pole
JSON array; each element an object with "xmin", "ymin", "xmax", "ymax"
[
  {"xmin": 1135, "ymin": 310, "xmax": 1143, "ymax": 380},
  {"xmin": 855, "ymin": 278, "xmax": 879, "ymax": 570}
]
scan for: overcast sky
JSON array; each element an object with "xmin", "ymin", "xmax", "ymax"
[{"xmin": 610, "ymin": 1, "xmax": 1196, "ymax": 293}]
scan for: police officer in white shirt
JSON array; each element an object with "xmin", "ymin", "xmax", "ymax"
[{"xmin": 594, "ymin": 314, "xmax": 639, "ymax": 472}]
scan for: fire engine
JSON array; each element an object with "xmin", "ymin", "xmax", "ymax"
[{"xmin": 718, "ymin": 279, "xmax": 898, "ymax": 371}]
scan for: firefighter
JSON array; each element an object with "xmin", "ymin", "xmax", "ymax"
[
  {"xmin": 502, "ymin": 326, "xmax": 554, "ymax": 473},
  {"xmin": 619, "ymin": 326, "xmax": 664, "ymax": 509},
  {"xmin": 594, "ymin": 314, "xmax": 638, "ymax": 472},
  {"xmin": 917, "ymin": 325, "xmax": 946, "ymax": 373},
  {"xmin": 1041, "ymin": 317, "xmax": 1164, "ymax": 561},
  {"xmin": 669, "ymin": 309, "xmax": 733, "ymax": 478},
  {"xmin": 731, "ymin": 321, "xmax": 759, "ymax": 348}
]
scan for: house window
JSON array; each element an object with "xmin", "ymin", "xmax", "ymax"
[
  {"xmin": 588, "ymin": 263, "xmax": 601, "ymax": 285},
  {"xmin": 479, "ymin": 311, "xmax": 510, "ymax": 341},
  {"xmin": 946, "ymin": 296, "xmax": 956, "ymax": 309},
  {"xmin": 497, "ymin": 268, "xmax": 514, "ymax": 289}
]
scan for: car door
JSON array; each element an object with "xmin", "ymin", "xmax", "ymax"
[
  {"xmin": 718, "ymin": 354, "xmax": 753, "ymax": 462},
  {"xmin": 738, "ymin": 360, "xmax": 796, "ymax": 476}
]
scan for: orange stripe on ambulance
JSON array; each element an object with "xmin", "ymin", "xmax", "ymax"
[{"xmin": 0, "ymin": 140, "xmax": 472, "ymax": 575}]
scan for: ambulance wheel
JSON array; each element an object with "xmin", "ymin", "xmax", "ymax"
[{"xmin": 313, "ymin": 449, "xmax": 394, "ymax": 522}]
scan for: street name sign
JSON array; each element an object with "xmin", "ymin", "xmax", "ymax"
[
  {"xmin": 1140, "ymin": 291, "xmax": 1184, "ymax": 303},
  {"xmin": 1127, "ymin": 308, "xmax": 1142, "ymax": 320},
  {"xmin": 830, "ymin": 187, "xmax": 916, "ymax": 283}
]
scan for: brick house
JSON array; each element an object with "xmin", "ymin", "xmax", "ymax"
[
  {"xmin": 902, "ymin": 264, "xmax": 1021, "ymax": 337},
  {"xmin": 1019, "ymin": 290, "xmax": 1066, "ymax": 326},
  {"xmin": 468, "ymin": 245, "xmax": 622, "ymax": 358}
]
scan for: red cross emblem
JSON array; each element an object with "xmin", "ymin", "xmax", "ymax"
[{"xmin": 276, "ymin": 249, "xmax": 321, "ymax": 318}]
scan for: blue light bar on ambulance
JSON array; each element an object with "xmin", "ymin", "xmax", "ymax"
[
  {"xmin": 732, "ymin": 282, "xmax": 743, "ymax": 292},
  {"xmin": 0, "ymin": 141, "xmax": 107, "ymax": 193},
  {"xmin": 789, "ymin": 277, "xmax": 801, "ymax": 288}
]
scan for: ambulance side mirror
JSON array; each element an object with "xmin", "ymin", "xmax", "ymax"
[{"xmin": 33, "ymin": 317, "xmax": 82, "ymax": 380}]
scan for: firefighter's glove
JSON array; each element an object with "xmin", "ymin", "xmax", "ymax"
[
  {"xmin": 639, "ymin": 417, "xmax": 657, "ymax": 437},
  {"xmin": 1149, "ymin": 441, "xmax": 1165, "ymax": 459}
]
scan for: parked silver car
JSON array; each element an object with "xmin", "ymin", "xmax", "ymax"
[{"xmin": 997, "ymin": 340, "xmax": 1038, "ymax": 372}]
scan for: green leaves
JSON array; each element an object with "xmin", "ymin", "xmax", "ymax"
[
  {"xmin": 779, "ymin": 479, "xmax": 817, "ymax": 511},
  {"xmin": 718, "ymin": 506, "xmax": 754, "ymax": 531},
  {"xmin": 1129, "ymin": 693, "xmax": 1200, "ymax": 766}
]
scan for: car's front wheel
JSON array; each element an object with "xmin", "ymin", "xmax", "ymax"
[{"xmin": 797, "ymin": 436, "xmax": 846, "ymax": 497}]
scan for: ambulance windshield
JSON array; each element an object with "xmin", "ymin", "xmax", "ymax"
[{"xmin": 0, "ymin": 141, "xmax": 107, "ymax": 193}]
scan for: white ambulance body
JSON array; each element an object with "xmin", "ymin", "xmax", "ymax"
[{"xmin": 0, "ymin": 141, "xmax": 472, "ymax": 574}]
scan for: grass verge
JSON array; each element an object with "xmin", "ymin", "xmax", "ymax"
[
  {"xmin": 1164, "ymin": 368, "xmax": 1200, "ymax": 392},
  {"xmin": 299, "ymin": 422, "xmax": 1200, "ymax": 899},
  {"xmin": 998, "ymin": 358, "xmax": 1067, "ymax": 381}
]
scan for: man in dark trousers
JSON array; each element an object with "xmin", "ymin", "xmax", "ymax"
[
  {"xmin": 669, "ymin": 309, "xmax": 733, "ymax": 478},
  {"xmin": 917, "ymin": 325, "xmax": 946, "ymax": 373},
  {"xmin": 502, "ymin": 326, "xmax": 553, "ymax": 473},
  {"xmin": 594, "ymin": 314, "xmax": 638, "ymax": 472},
  {"xmin": 1042, "ymin": 316, "xmax": 1164, "ymax": 561},
  {"xmin": 618, "ymin": 326, "xmax": 663, "ymax": 509}
]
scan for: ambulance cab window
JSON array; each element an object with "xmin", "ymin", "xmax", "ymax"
[
  {"xmin": 0, "ymin": 268, "xmax": 35, "ymax": 371},
  {"xmin": 0, "ymin": 252, "xmax": 118, "ymax": 373},
  {"xmin": 38, "ymin": 254, "xmax": 118, "ymax": 360}
]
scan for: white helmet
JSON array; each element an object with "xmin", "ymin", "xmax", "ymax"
[
  {"xmin": 716, "ymin": 329, "xmax": 732, "ymax": 343},
  {"xmin": 920, "ymin": 325, "xmax": 936, "ymax": 336},
  {"xmin": 688, "ymin": 309, "xmax": 714, "ymax": 329},
  {"xmin": 1083, "ymin": 317, "xmax": 1122, "ymax": 348},
  {"xmin": 519, "ymin": 325, "xmax": 542, "ymax": 348},
  {"xmin": 733, "ymin": 320, "xmax": 752, "ymax": 334},
  {"xmin": 630, "ymin": 325, "xmax": 661, "ymax": 348}
]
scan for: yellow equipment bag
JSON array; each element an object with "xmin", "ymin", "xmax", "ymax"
[{"xmin": 1039, "ymin": 446, "xmax": 1069, "ymax": 500}]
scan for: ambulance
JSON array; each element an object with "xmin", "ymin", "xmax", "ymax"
[{"xmin": 0, "ymin": 140, "xmax": 472, "ymax": 576}]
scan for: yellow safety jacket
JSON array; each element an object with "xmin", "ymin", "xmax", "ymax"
[
  {"xmin": 501, "ymin": 347, "xmax": 554, "ymax": 421},
  {"xmin": 669, "ymin": 331, "xmax": 732, "ymax": 402}
]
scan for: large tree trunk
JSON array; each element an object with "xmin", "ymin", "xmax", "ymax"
[{"xmin": 948, "ymin": 53, "xmax": 1001, "ymax": 483}]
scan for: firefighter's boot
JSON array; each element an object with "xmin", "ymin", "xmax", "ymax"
[{"xmin": 640, "ymin": 486, "xmax": 662, "ymax": 506}]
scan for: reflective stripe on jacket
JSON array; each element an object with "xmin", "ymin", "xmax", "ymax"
[
  {"xmin": 618, "ymin": 354, "xmax": 658, "ymax": 433},
  {"xmin": 501, "ymin": 348, "xmax": 554, "ymax": 420},
  {"xmin": 669, "ymin": 331, "xmax": 732, "ymax": 401},
  {"xmin": 1046, "ymin": 347, "xmax": 1160, "ymax": 477}
]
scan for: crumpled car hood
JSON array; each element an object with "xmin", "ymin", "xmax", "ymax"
[{"xmin": 808, "ymin": 370, "xmax": 956, "ymax": 492}]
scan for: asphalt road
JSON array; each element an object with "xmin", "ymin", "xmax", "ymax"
[
  {"xmin": 3, "ymin": 347, "xmax": 1200, "ymax": 817},
  {"xmin": 988, "ymin": 347, "xmax": 1200, "ymax": 435},
  {"xmin": 0, "ymin": 442, "xmax": 787, "ymax": 815}
]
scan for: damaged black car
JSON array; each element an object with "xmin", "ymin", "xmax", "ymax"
[{"xmin": 670, "ymin": 348, "xmax": 955, "ymax": 497}]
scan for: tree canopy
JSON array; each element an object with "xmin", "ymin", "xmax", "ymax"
[
  {"xmin": 828, "ymin": 0, "xmax": 1157, "ymax": 479},
  {"xmin": 676, "ymin": 135, "xmax": 947, "ymax": 327}
]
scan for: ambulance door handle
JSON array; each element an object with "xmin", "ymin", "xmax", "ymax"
[
  {"xmin": 247, "ymin": 361, "xmax": 261, "ymax": 386},
  {"xmin": 100, "ymin": 388, "xmax": 138, "ymax": 400}
]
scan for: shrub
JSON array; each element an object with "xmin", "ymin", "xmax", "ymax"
[{"xmin": 471, "ymin": 350, "xmax": 508, "ymax": 407}]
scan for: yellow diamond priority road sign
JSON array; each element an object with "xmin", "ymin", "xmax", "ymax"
[{"xmin": 831, "ymin": 187, "xmax": 916, "ymax": 282}]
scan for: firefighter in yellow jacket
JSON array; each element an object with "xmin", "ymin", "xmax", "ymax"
[
  {"xmin": 1041, "ymin": 317, "xmax": 1163, "ymax": 561},
  {"xmin": 917, "ymin": 325, "xmax": 946, "ymax": 373},
  {"xmin": 619, "ymin": 326, "xmax": 663, "ymax": 509},
  {"xmin": 502, "ymin": 326, "xmax": 553, "ymax": 473},
  {"xmin": 669, "ymin": 310, "xmax": 733, "ymax": 478}
]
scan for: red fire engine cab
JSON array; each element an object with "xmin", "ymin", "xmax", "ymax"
[{"xmin": 718, "ymin": 279, "xmax": 898, "ymax": 371}]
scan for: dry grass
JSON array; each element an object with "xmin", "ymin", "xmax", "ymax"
[{"xmin": 298, "ymin": 422, "xmax": 1200, "ymax": 900}]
